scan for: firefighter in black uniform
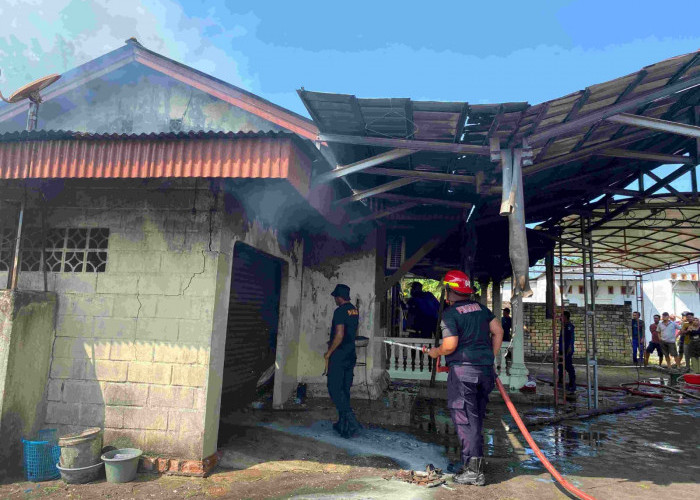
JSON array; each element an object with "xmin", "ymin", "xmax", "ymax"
[
  {"xmin": 324, "ymin": 284, "xmax": 362, "ymax": 438},
  {"xmin": 427, "ymin": 270, "xmax": 504, "ymax": 486}
]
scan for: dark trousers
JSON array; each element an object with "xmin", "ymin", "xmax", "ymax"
[
  {"xmin": 632, "ymin": 337, "xmax": 643, "ymax": 364},
  {"xmin": 447, "ymin": 365, "xmax": 495, "ymax": 464},
  {"xmin": 558, "ymin": 352, "xmax": 576, "ymax": 390},
  {"xmin": 327, "ymin": 354, "xmax": 355, "ymax": 415}
]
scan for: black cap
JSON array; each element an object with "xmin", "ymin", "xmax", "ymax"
[
  {"xmin": 503, "ymin": 307, "xmax": 510, "ymax": 313},
  {"xmin": 331, "ymin": 284, "xmax": 351, "ymax": 300}
]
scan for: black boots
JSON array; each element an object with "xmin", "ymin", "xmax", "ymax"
[{"xmin": 454, "ymin": 457, "xmax": 485, "ymax": 486}]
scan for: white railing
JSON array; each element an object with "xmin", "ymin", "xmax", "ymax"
[{"xmin": 380, "ymin": 337, "xmax": 448, "ymax": 382}]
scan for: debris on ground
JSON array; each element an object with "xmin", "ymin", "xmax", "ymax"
[{"xmin": 387, "ymin": 464, "xmax": 445, "ymax": 487}]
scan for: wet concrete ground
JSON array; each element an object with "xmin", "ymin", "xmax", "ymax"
[{"xmin": 1, "ymin": 364, "xmax": 697, "ymax": 499}]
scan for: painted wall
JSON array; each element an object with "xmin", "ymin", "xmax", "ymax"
[
  {"xmin": 0, "ymin": 291, "xmax": 56, "ymax": 477},
  {"xmin": 504, "ymin": 278, "xmax": 639, "ymax": 306},
  {"xmin": 0, "ymin": 62, "xmax": 283, "ymax": 135},
  {"xmin": 641, "ymin": 266, "xmax": 700, "ymax": 334}
]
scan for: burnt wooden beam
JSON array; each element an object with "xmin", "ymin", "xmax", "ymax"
[
  {"xmin": 605, "ymin": 113, "xmax": 700, "ymax": 139},
  {"xmin": 348, "ymin": 202, "xmax": 418, "ymax": 225},
  {"xmin": 599, "ymin": 148, "xmax": 696, "ymax": 165},
  {"xmin": 527, "ymin": 72, "xmax": 700, "ymax": 144},
  {"xmin": 334, "ymin": 177, "xmax": 418, "ymax": 205},
  {"xmin": 382, "ymin": 234, "xmax": 447, "ymax": 293},
  {"xmin": 363, "ymin": 167, "xmax": 476, "ymax": 184},
  {"xmin": 318, "ymin": 132, "xmax": 490, "ymax": 155},
  {"xmin": 372, "ymin": 192, "xmax": 472, "ymax": 208},
  {"xmin": 314, "ymin": 148, "xmax": 415, "ymax": 183}
]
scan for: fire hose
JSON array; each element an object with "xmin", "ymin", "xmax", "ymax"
[{"xmin": 383, "ymin": 339, "xmax": 598, "ymax": 500}]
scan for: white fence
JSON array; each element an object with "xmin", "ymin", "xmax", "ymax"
[
  {"xmin": 380, "ymin": 337, "xmax": 510, "ymax": 382},
  {"xmin": 380, "ymin": 337, "xmax": 448, "ymax": 382}
]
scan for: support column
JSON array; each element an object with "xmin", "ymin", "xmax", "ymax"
[
  {"xmin": 477, "ymin": 278, "xmax": 489, "ymax": 306},
  {"xmin": 492, "ymin": 278, "xmax": 502, "ymax": 318},
  {"xmin": 499, "ymin": 148, "xmax": 530, "ymax": 391}
]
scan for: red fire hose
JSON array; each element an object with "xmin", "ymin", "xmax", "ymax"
[{"xmin": 496, "ymin": 378, "xmax": 598, "ymax": 500}]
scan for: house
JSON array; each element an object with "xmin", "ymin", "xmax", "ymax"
[{"xmin": 0, "ymin": 40, "xmax": 386, "ymax": 476}]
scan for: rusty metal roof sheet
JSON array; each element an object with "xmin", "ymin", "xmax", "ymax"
[{"xmin": 0, "ymin": 130, "xmax": 313, "ymax": 194}]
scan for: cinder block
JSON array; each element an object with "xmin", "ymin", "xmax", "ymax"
[
  {"xmin": 103, "ymin": 428, "xmax": 145, "ymax": 448},
  {"xmin": 107, "ymin": 231, "xmax": 146, "ymax": 252},
  {"xmin": 154, "ymin": 344, "xmax": 201, "ymax": 364},
  {"xmin": 193, "ymin": 388, "xmax": 206, "ymax": 410},
  {"xmin": 104, "ymin": 383, "xmax": 149, "ymax": 406},
  {"xmin": 65, "ymin": 294, "xmax": 114, "ymax": 317},
  {"xmin": 181, "ymin": 276, "xmax": 214, "ymax": 297},
  {"xmin": 79, "ymin": 404, "xmax": 106, "ymax": 427},
  {"xmin": 171, "ymin": 365, "xmax": 207, "ymax": 388},
  {"xmin": 161, "ymin": 251, "xmax": 205, "ymax": 274},
  {"xmin": 87, "ymin": 360, "xmax": 128, "ymax": 382},
  {"xmin": 50, "ymin": 357, "xmax": 85, "ymax": 379},
  {"xmin": 56, "ymin": 315, "xmax": 94, "ymax": 338},
  {"xmin": 111, "ymin": 251, "xmax": 162, "ymax": 273},
  {"xmin": 46, "ymin": 402, "xmax": 80, "ymax": 425},
  {"xmin": 96, "ymin": 275, "xmax": 139, "ymax": 294},
  {"xmin": 135, "ymin": 341, "xmax": 154, "ymax": 361},
  {"xmin": 156, "ymin": 296, "xmax": 200, "ymax": 319},
  {"xmin": 47, "ymin": 380, "xmax": 64, "ymax": 402},
  {"xmin": 138, "ymin": 275, "xmax": 182, "ymax": 295},
  {"xmin": 128, "ymin": 362, "xmax": 172, "ymax": 385},
  {"xmin": 150, "ymin": 386, "xmax": 195, "ymax": 408},
  {"xmin": 104, "ymin": 406, "xmax": 124, "ymax": 428},
  {"xmin": 136, "ymin": 317, "xmax": 178, "ymax": 341},
  {"xmin": 110, "ymin": 341, "xmax": 136, "ymax": 361},
  {"xmin": 63, "ymin": 380, "xmax": 105, "ymax": 404},
  {"xmin": 167, "ymin": 410, "xmax": 204, "ymax": 433},
  {"xmin": 54, "ymin": 274, "xmax": 97, "ymax": 294},
  {"xmin": 122, "ymin": 407, "xmax": 168, "ymax": 430},
  {"xmin": 178, "ymin": 320, "xmax": 211, "ymax": 343},
  {"xmin": 94, "ymin": 317, "xmax": 137, "ymax": 339}
]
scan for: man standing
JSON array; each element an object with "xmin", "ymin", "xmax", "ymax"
[
  {"xmin": 557, "ymin": 311, "xmax": 576, "ymax": 394},
  {"xmin": 680, "ymin": 312, "xmax": 694, "ymax": 372},
  {"xmin": 644, "ymin": 314, "xmax": 663, "ymax": 367},
  {"xmin": 324, "ymin": 284, "xmax": 361, "ymax": 438},
  {"xmin": 500, "ymin": 308, "xmax": 513, "ymax": 375},
  {"xmin": 427, "ymin": 270, "xmax": 503, "ymax": 486},
  {"xmin": 631, "ymin": 312, "xmax": 645, "ymax": 365},
  {"xmin": 658, "ymin": 312, "xmax": 681, "ymax": 369},
  {"xmin": 405, "ymin": 282, "xmax": 440, "ymax": 338}
]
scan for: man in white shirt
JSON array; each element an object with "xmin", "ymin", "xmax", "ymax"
[{"xmin": 658, "ymin": 312, "xmax": 681, "ymax": 369}]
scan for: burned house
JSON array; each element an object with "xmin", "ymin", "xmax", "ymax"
[{"xmin": 0, "ymin": 40, "xmax": 386, "ymax": 475}]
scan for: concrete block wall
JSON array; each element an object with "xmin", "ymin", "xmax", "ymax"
[
  {"xmin": 523, "ymin": 303, "xmax": 632, "ymax": 363},
  {"xmin": 0, "ymin": 180, "xmax": 220, "ymax": 459}
]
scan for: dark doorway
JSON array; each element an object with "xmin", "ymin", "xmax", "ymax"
[{"xmin": 220, "ymin": 242, "xmax": 282, "ymax": 415}]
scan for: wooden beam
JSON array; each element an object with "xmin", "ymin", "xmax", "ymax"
[
  {"xmin": 334, "ymin": 177, "xmax": 418, "ymax": 205},
  {"xmin": 348, "ymin": 202, "xmax": 418, "ymax": 225},
  {"xmin": 363, "ymin": 167, "xmax": 475, "ymax": 184},
  {"xmin": 372, "ymin": 192, "xmax": 472, "ymax": 208},
  {"xmin": 318, "ymin": 133, "xmax": 490, "ymax": 155},
  {"xmin": 599, "ymin": 148, "xmax": 696, "ymax": 165},
  {"xmin": 382, "ymin": 235, "xmax": 447, "ymax": 293},
  {"xmin": 524, "ymin": 130, "xmax": 651, "ymax": 176},
  {"xmin": 606, "ymin": 113, "xmax": 700, "ymax": 139},
  {"xmin": 314, "ymin": 148, "xmax": 415, "ymax": 183},
  {"xmin": 526, "ymin": 72, "xmax": 700, "ymax": 144}
]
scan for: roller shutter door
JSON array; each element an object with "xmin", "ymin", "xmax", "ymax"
[{"xmin": 221, "ymin": 243, "xmax": 282, "ymax": 410}]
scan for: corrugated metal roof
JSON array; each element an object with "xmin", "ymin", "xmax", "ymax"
[{"xmin": 0, "ymin": 130, "xmax": 312, "ymax": 194}]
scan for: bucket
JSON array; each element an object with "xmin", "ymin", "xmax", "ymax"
[
  {"xmin": 58, "ymin": 428, "xmax": 103, "ymax": 469},
  {"xmin": 101, "ymin": 448, "xmax": 142, "ymax": 483},
  {"xmin": 56, "ymin": 462, "xmax": 103, "ymax": 484}
]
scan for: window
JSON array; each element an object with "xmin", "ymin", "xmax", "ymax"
[
  {"xmin": 608, "ymin": 286, "xmax": 614, "ymax": 294},
  {"xmin": 567, "ymin": 285, "xmax": 573, "ymax": 293},
  {"xmin": 621, "ymin": 286, "xmax": 626, "ymax": 295},
  {"xmin": 578, "ymin": 285, "xmax": 584, "ymax": 294},
  {"xmin": 0, "ymin": 227, "xmax": 109, "ymax": 273}
]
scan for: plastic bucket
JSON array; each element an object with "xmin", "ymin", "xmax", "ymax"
[
  {"xmin": 101, "ymin": 448, "xmax": 142, "ymax": 483},
  {"xmin": 56, "ymin": 462, "xmax": 103, "ymax": 484},
  {"xmin": 58, "ymin": 428, "xmax": 103, "ymax": 469}
]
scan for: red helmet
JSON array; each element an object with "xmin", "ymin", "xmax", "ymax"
[{"xmin": 442, "ymin": 270, "xmax": 473, "ymax": 294}]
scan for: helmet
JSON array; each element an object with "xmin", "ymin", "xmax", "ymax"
[{"xmin": 442, "ymin": 270, "xmax": 473, "ymax": 294}]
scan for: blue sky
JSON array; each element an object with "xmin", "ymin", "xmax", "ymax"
[{"xmin": 0, "ymin": 0, "xmax": 698, "ymax": 190}]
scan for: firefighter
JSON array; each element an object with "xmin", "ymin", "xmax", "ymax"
[
  {"xmin": 324, "ymin": 284, "xmax": 362, "ymax": 438},
  {"xmin": 427, "ymin": 270, "xmax": 504, "ymax": 486}
]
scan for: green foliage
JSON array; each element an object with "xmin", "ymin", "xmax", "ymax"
[{"xmin": 401, "ymin": 277, "xmax": 482, "ymax": 299}]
